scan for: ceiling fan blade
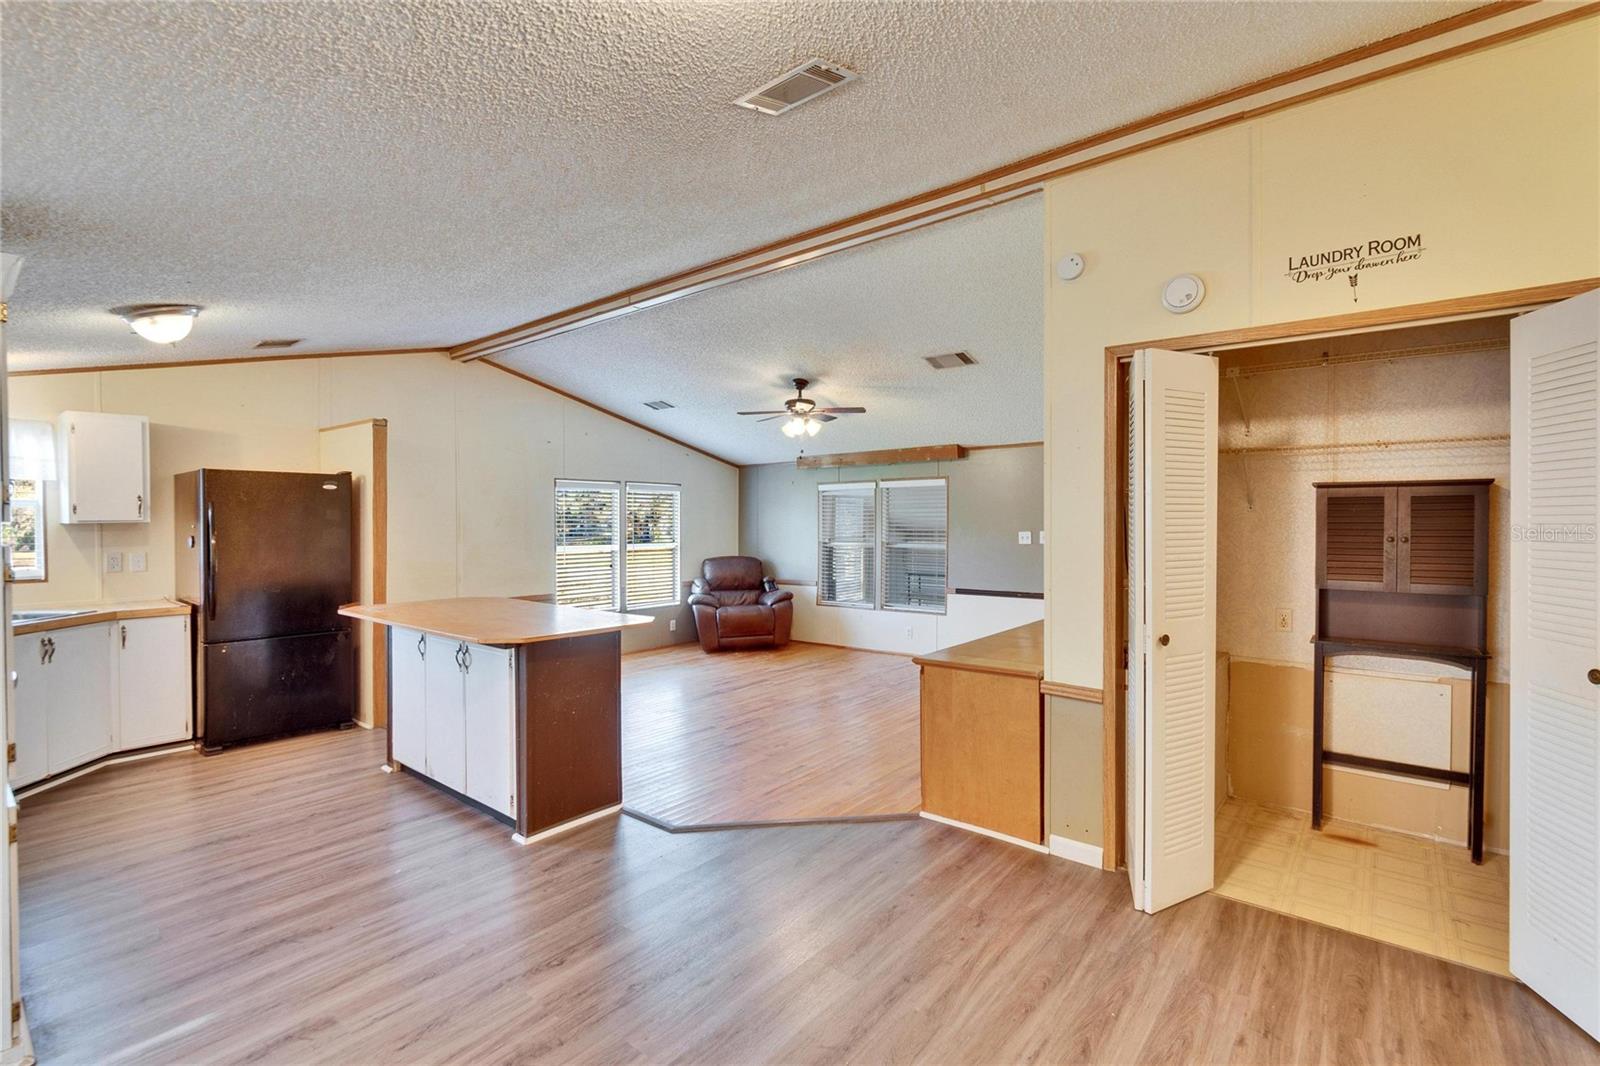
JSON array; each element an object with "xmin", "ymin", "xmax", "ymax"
[
  {"xmin": 736, "ymin": 410, "xmax": 787, "ymax": 416},
  {"xmin": 813, "ymin": 407, "xmax": 866, "ymax": 415},
  {"xmin": 813, "ymin": 414, "xmax": 837, "ymax": 422},
  {"xmin": 756, "ymin": 415, "xmax": 785, "ymax": 423}
]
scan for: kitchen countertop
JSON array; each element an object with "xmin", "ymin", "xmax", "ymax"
[
  {"xmin": 912, "ymin": 621, "xmax": 1044, "ymax": 680},
  {"xmin": 13, "ymin": 600, "xmax": 191, "ymax": 636},
  {"xmin": 339, "ymin": 597, "xmax": 652, "ymax": 646}
]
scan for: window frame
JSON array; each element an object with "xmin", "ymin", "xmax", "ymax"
[
  {"xmin": 623, "ymin": 481, "xmax": 682, "ymax": 610},
  {"xmin": 3, "ymin": 478, "xmax": 46, "ymax": 584},
  {"xmin": 815, "ymin": 480, "xmax": 881, "ymax": 611},
  {"xmin": 878, "ymin": 476, "xmax": 949, "ymax": 616},
  {"xmin": 553, "ymin": 478, "xmax": 622, "ymax": 611}
]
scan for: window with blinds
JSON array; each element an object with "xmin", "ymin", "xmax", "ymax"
[
  {"xmin": 880, "ymin": 479, "xmax": 948, "ymax": 613},
  {"xmin": 818, "ymin": 482, "xmax": 877, "ymax": 608},
  {"xmin": 555, "ymin": 480, "xmax": 620, "ymax": 609},
  {"xmin": 625, "ymin": 483, "xmax": 681, "ymax": 609}
]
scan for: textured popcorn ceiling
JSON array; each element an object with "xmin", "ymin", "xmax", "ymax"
[
  {"xmin": 1, "ymin": 0, "xmax": 1470, "ymax": 449},
  {"xmin": 500, "ymin": 195, "xmax": 1042, "ymax": 465}
]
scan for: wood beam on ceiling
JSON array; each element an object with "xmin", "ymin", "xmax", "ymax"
[
  {"xmin": 796, "ymin": 444, "xmax": 966, "ymax": 469},
  {"xmin": 447, "ymin": 1, "xmax": 1572, "ymax": 363}
]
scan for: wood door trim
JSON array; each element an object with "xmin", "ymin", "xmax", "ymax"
[
  {"xmin": 1098, "ymin": 277, "xmax": 1599, "ymax": 874},
  {"xmin": 447, "ymin": 3, "xmax": 1584, "ymax": 362}
]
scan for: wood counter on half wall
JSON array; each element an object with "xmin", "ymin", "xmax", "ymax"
[
  {"xmin": 913, "ymin": 621, "xmax": 1045, "ymax": 848},
  {"xmin": 340, "ymin": 597, "xmax": 650, "ymax": 844}
]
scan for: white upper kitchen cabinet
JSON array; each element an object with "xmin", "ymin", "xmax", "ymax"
[
  {"xmin": 56, "ymin": 410, "xmax": 151, "ymax": 523},
  {"xmin": 116, "ymin": 615, "xmax": 192, "ymax": 749}
]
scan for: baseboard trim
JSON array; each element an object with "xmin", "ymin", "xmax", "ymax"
[
  {"xmin": 15, "ymin": 740, "xmax": 192, "ymax": 799},
  {"xmin": 1048, "ymin": 834, "xmax": 1105, "ymax": 868},
  {"xmin": 513, "ymin": 803, "xmax": 623, "ymax": 845},
  {"xmin": 919, "ymin": 811, "xmax": 1050, "ymax": 854}
]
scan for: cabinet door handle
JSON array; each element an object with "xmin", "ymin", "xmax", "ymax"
[
  {"xmin": 136, "ymin": 494, "xmax": 144, "ymax": 518},
  {"xmin": 45, "ymin": 638, "xmax": 55, "ymax": 664},
  {"xmin": 462, "ymin": 645, "xmax": 472, "ymax": 673},
  {"xmin": 38, "ymin": 640, "xmax": 47, "ymax": 665},
  {"xmin": 418, "ymin": 634, "xmax": 427, "ymax": 659},
  {"xmin": 121, "ymin": 624, "xmax": 128, "ymax": 649},
  {"xmin": 454, "ymin": 644, "xmax": 465, "ymax": 671}
]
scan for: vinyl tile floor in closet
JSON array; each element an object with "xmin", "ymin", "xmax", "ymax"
[{"xmin": 1212, "ymin": 797, "xmax": 1510, "ymax": 976}]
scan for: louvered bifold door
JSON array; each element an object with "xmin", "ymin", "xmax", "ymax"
[
  {"xmin": 1318, "ymin": 487, "xmax": 1396, "ymax": 591},
  {"xmin": 1133, "ymin": 348, "xmax": 1218, "ymax": 914},
  {"xmin": 1510, "ymin": 290, "xmax": 1600, "ymax": 1040},
  {"xmin": 1398, "ymin": 486, "xmax": 1486, "ymax": 595}
]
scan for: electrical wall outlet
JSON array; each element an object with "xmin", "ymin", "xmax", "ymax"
[
  {"xmin": 104, "ymin": 551, "xmax": 123, "ymax": 574},
  {"xmin": 668, "ymin": 618, "xmax": 677, "ymax": 632},
  {"xmin": 1038, "ymin": 530, "xmax": 1046, "ymax": 544},
  {"xmin": 1274, "ymin": 607, "xmax": 1293, "ymax": 632},
  {"xmin": 129, "ymin": 551, "xmax": 147, "ymax": 573},
  {"xmin": 1018, "ymin": 530, "xmax": 1033, "ymax": 545}
]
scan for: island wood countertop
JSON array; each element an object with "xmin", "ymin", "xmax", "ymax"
[
  {"xmin": 14, "ymin": 599, "xmax": 192, "ymax": 636},
  {"xmin": 340, "ymin": 597, "xmax": 652, "ymax": 646},
  {"xmin": 912, "ymin": 620, "xmax": 1044, "ymax": 680}
]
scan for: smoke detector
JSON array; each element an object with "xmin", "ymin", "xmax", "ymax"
[
  {"xmin": 925, "ymin": 351, "xmax": 976, "ymax": 370},
  {"xmin": 735, "ymin": 59, "xmax": 857, "ymax": 116}
]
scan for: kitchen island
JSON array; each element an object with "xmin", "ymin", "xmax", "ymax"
[{"xmin": 339, "ymin": 597, "xmax": 650, "ymax": 843}]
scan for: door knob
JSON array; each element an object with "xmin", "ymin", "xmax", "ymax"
[
  {"xmin": 1589, "ymin": 668, "xmax": 1600, "ymax": 686},
  {"xmin": 1158, "ymin": 634, "xmax": 1171, "ymax": 647}
]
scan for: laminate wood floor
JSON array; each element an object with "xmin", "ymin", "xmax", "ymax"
[
  {"xmin": 621, "ymin": 641, "xmax": 921, "ymax": 827},
  {"xmin": 19, "ymin": 728, "xmax": 1598, "ymax": 1064}
]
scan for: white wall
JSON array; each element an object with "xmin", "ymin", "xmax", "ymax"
[
  {"xmin": 784, "ymin": 587, "xmax": 1043, "ymax": 656},
  {"xmin": 10, "ymin": 352, "xmax": 738, "ymax": 651}
]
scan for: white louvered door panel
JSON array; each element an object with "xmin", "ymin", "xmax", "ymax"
[
  {"xmin": 1133, "ymin": 348, "xmax": 1218, "ymax": 914},
  {"xmin": 1126, "ymin": 361, "xmax": 1147, "ymax": 908},
  {"xmin": 1510, "ymin": 290, "xmax": 1600, "ymax": 1040}
]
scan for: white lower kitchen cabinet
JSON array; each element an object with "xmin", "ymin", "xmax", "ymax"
[
  {"xmin": 423, "ymin": 634, "xmax": 466, "ymax": 793},
  {"xmin": 43, "ymin": 623, "xmax": 115, "ymax": 776},
  {"xmin": 388, "ymin": 627, "xmax": 427, "ymax": 771},
  {"xmin": 12, "ymin": 610, "xmax": 194, "ymax": 790},
  {"xmin": 116, "ymin": 615, "xmax": 193, "ymax": 749},
  {"xmin": 389, "ymin": 632, "xmax": 517, "ymax": 820}
]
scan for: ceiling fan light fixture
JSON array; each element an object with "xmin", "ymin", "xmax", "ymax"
[
  {"xmin": 804, "ymin": 418, "xmax": 822, "ymax": 437},
  {"xmin": 782, "ymin": 416, "xmax": 807, "ymax": 438},
  {"xmin": 112, "ymin": 303, "xmax": 201, "ymax": 344}
]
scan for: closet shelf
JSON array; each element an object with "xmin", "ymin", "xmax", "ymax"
[{"xmin": 1222, "ymin": 433, "xmax": 1508, "ymax": 457}]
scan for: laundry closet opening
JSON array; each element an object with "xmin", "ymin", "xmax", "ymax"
[{"xmin": 1209, "ymin": 315, "xmax": 1513, "ymax": 974}]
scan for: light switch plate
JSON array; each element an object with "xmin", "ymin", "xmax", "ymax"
[
  {"xmin": 1018, "ymin": 531, "xmax": 1032, "ymax": 545},
  {"xmin": 1039, "ymin": 530, "xmax": 1046, "ymax": 544},
  {"xmin": 104, "ymin": 551, "xmax": 123, "ymax": 574},
  {"xmin": 129, "ymin": 551, "xmax": 147, "ymax": 573}
]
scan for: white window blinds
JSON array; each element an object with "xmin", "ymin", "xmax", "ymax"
[
  {"xmin": 880, "ymin": 479, "xmax": 948, "ymax": 612},
  {"xmin": 625, "ymin": 483, "xmax": 680, "ymax": 609},
  {"xmin": 555, "ymin": 480, "xmax": 620, "ymax": 609},
  {"xmin": 818, "ymin": 482, "xmax": 877, "ymax": 607}
]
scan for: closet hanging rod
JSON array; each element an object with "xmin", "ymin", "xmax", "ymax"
[
  {"xmin": 1222, "ymin": 337, "xmax": 1505, "ymax": 378},
  {"xmin": 1220, "ymin": 433, "xmax": 1509, "ymax": 457}
]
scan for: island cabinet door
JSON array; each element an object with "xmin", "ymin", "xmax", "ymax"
[
  {"xmin": 462, "ymin": 643, "xmax": 515, "ymax": 817},
  {"xmin": 388, "ymin": 627, "xmax": 427, "ymax": 771},
  {"xmin": 423, "ymin": 635, "xmax": 466, "ymax": 793}
]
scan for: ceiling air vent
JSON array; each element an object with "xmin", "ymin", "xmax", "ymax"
[
  {"xmin": 925, "ymin": 351, "xmax": 976, "ymax": 370},
  {"xmin": 643, "ymin": 400, "xmax": 675, "ymax": 411},
  {"xmin": 254, "ymin": 338, "xmax": 302, "ymax": 349},
  {"xmin": 735, "ymin": 59, "xmax": 857, "ymax": 116}
]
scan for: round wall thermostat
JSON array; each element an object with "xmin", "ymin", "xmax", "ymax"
[
  {"xmin": 1161, "ymin": 273, "xmax": 1205, "ymax": 314},
  {"xmin": 1055, "ymin": 253, "xmax": 1086, "ymax": 281}
]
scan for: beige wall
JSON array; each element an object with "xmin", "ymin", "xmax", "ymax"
[
  {"xmin": 10, "ymin": 353, "xmax": 738, "ymax": 653},
  {"xmin": 1043, "ymin": 17, "xmax": 1600, "ymax": 833}
]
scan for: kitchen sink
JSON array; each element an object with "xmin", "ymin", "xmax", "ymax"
[{"xmin": 11, "ymin": 609, "xmax": 96, "ymax": 623}]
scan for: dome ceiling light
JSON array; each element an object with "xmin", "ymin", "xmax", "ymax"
[{"xmin": 112, "ymin": 303, "xmax": 202, "ymax": 344}]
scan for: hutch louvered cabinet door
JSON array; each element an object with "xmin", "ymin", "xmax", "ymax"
[
  {"xmin": 1397, "ymin": 483, "xmax": 1489, "ymax": 595},
  {"xmin": 1316, "ymin": 485, "xmax": 1396, "ymax": 591}
]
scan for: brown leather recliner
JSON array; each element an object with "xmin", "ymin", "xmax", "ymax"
[{"xmin": 688, "ymin": 556, "xmax": 793, "ymax": 652}]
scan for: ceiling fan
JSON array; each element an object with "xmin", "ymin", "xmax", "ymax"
[{"xmin": 737, "ymin": 378, "xmax": 866, "ymax": 438}]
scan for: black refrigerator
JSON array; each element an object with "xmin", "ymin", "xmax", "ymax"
[{"xmin": 175, "ymin": 468, "xmax": 356, "ymax": 751}]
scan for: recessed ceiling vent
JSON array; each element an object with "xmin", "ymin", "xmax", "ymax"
[
  {"xmin": 925, "ymin": 351, "xmax": 976, "ymax": 370},
  {"xmin": 735, "ymin": 59, "xmax": 857, "ymax": 116},
  {"xmin": 643, "ymin": 399, "xmax": 675, "ymax": 411},
  {"xmin": 254, "ymin": 338, "xmax": 302, "ymax": 349}
]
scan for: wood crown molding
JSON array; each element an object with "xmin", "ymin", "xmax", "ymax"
[
  {"xmin": 446, "ymin": 2, "xmax": 1581, "ymax": 362},
  {"xmin": 1040, "ymin": 680, "xmax": 1104, "ymax": 703},
  {"xmin": 796, "ymin": 444, "xmax": 966, "ymax": 469}
]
